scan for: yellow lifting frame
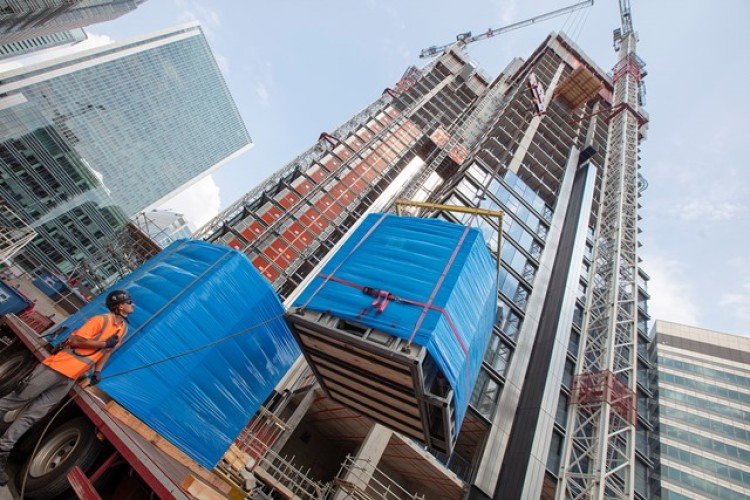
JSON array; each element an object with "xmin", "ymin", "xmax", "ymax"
[{"xmin": 394, "ymin": 199, "xmax": 504, "ymax": 300}]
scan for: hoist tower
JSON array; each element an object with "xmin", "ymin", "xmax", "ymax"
[{"xmin": 558, "ymin": 0, "xmax": 648, "ymax": 498}]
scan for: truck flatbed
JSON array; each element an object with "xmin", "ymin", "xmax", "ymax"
[{"xmin": 3, "ymin": 314, "xmax": 227, "ymax": 500}]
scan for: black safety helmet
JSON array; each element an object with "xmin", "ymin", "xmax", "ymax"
[{"xmin": 105, "ymin": 290, "xmax": 132, "ymax": 312}]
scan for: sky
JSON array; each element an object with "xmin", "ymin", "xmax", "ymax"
[{"xmin": 3, "ymin": 1, "xmax": 748, "ymax": 337}]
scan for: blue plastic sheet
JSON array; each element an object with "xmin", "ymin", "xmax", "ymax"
[
  {"xmin": 49, "ymin": 240, "xmax": 300, "ymax": 469},
  {"xmin": 32, "ymin": 269, "xmax": 69, "ymax": 297},
  {"xmin": 0, "ymin": 280, "xmax": 32, "ymax": 316},
  {"xmin": 294, "ymin": 213, "xmax": 497, "ymax": 431}
]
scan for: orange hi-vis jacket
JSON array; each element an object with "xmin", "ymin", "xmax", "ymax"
[{"xmin": 43, "ymin": 313, "xmax": 127, "ymax": 380}]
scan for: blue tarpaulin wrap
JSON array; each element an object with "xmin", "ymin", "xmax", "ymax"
[
  {"xmin": 294, "ymin": 213, "xmax": 497, "ymax": 431},
  {"xmin": 48, "ymin": 240, "xmax": 300, "ymax": 469},
  {"xmin": 32, "ymin": 269, "xmax": 69, "ymax": 297},
  {"xmin": 0, "ymin": 280, "xmax": 32, "ymax": 316}
]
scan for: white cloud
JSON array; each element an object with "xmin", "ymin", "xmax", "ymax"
[
  {"xmin": 717, "ymin": 258, "xmax": 750, "ymax": 329},
  {"xmin": 641, "ymin": 253, "xmax": 699, "ymax": 327},
  {"xmin": 255, "ymin": 81, "xmax": 270, "ymax": 107},
  {"xmin": 173, "ymin": 0, "xmax": 229, "ymax": 75},
  {"xmin": 719, "ymin": 283, "xmax": 750, "ymax": 324},
  {"xmin": 175, "ymin": 0, "xmax": 220, "ymax": 36},
  {"xmin": 673, "ymin": 199, "xmax": 746, "ymax": 222},
  {"xmin": 215, "ymin": 53, "xmax": 230, "ymax": 75},
  {"xmin": 494, "ymin": 0, "xmax": 519, "ymax": 25},
  {"xmin": 157, "ymin": 175, "xmax": 221, "ymax": 231}
]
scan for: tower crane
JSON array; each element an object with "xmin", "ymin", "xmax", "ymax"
[
  {"xmin": 419, "ymin": 0, "xmax": 593, "ymax": 59},
  {"xmin": 557, "ymin": 0, "xmax": 648, "ymax": 497}
]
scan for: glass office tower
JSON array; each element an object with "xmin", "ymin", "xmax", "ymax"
[
  {"xmin": 0, "ymin": 23, "xmax": 251, "ymax": 287},
  {"xmin": 0, "ymin": 28, "xmax": 87, "ymax": 59},
  {"xmin": 0, "ymin": 0, "xmax": 145, "ymax": 44},
  {"xmin": 651, "ymin": 320, "xmax": 750, "ymax": 500}
]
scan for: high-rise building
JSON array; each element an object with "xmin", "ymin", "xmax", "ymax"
[
  {"xmin": 134, "ymin": 209, "xmax": 192, "ymax": 248},
  {"xmin": 651, "ymin": 320, "xmax": 750, "ymax": 500},
  {"xmin": 0, "ymin": 0, "xmax": 145, "ymax": 45},
  {"xmin": 0, "ymin": 23, "xmax": 251, "ymax": 289},
  {"xmin": 197, "ymin": 27, "xmax": 651, "ymax": 500},
  {"xmin": 0, "ymin": 28, "xmax": 87, "ymax": 60}
]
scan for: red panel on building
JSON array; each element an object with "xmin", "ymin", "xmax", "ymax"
[
  {"xmin": 259, "ymin": 205, "xmax": 282, "ymax": 225},
  {"xmin": 252, "ymin": 255, "xmax": 279, "ymax": 282},
  {"xmin": 240, "ymin": 221, "xmax": 264, "ymax": 241},
  {"xmin": 291, "ymin": 176, "xmax": 314, "ymax": 195},
  {"xmin": 283, "ymin": 222, "xmax": 314, "ymax": 251},
  {"xmin": 275, "ymin": 189, "xmax": 300, "ymax": 210}
]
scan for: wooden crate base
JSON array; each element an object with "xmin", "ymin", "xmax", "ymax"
[{"xmin": 105, "ymin": 401, "xmax": 237, "ymax": 497}]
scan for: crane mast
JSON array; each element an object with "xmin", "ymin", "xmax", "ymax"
[{"xmin": 558, "ymin": 0, "xmax": 647, "ymax": 498}]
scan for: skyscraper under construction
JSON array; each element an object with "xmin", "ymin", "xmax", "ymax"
[{"xmin": 197, "ymin": 18, "xmax": 652, "ymax": 500}]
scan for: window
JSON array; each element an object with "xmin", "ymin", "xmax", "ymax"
[
  {"xmin": 568, "ymin": 329, "xmax": 580, "ymax": 357},
  {"xmin": 546, "ymin": 430, "xmax": 563, "ymax": 474},
  {"xmin": 563, "ymin": 359, "xmax": 575, "ymax": 389},
  {"xmin": 555, "ymin": 393, "xmax": 568, "ymax": 427},
  {"xmin": 484, "ymin": 334, "xmax": 512, "ymax": 376},
  {"xmin": 470, "ymin": 369, "xmax": 501, "ymax": 420}
]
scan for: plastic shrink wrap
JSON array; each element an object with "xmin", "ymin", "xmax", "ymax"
[
  {"xmin": 48, "ymin": 240, "xmax": 300, "ymax": 469},
  {"xmin": 0, "ymin": 280, "xmax": 32, "ymax": 316},
  {"xmin": 291, "ymin": 213, "xmax": 497, "ymax": 449}
]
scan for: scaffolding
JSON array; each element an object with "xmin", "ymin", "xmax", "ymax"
[
  {"xmin": 335, "ymin": 456, "xmax": 426, "ymax": 500},
  {"xmin": 0, "ymin": 203, "xmax": 36, "ymax": 265},
  {"xmin": 558, "ymin": 2, "xmax": 648, "ymax": 498},
  {"xmin": 70, "ymin": 222, "xmax": 161, "ymax": 294}
]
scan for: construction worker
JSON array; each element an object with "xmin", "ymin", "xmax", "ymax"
[{"xmin": 0, "ymin": 289, "xmax": 134, "ymax": 486}]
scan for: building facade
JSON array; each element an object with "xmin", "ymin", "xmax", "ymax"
[
  {"xmin": 135, "ymin": 209, "xmax": 192, "ymax": 248},
  {"xmin": 198, "ymin": 33, "xmax": 651, "ymax": 500},
  {"xmin": 0, "ymin": 0, "xmax": 144, "ymax": 44},
  {"xmin": 0, "ymin": 27, "xmax": 86, "ymax": 59},
  {"xmin": 0, "ymin": 23, "xmax": 251, "ymax": 289},
  {"xmin": 651, "ymin": 320, "xmax": 750, "ymax": 500}
]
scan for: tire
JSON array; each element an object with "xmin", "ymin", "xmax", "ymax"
[
  {"xmin": 19, "ymin": 417, "xmax": 104, "ymax": 499},
  {"xmin": 0, "ymin": 349, "xmax": 33, "ymax": 397}
]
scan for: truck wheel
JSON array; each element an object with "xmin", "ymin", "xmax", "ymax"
[
  {"xmin": 20, "ymin": 417, "xmax": 103, "ymax": 499},
  {"xmin": 0, "ymin": 349, "xmax": 33, "ymax": 397}
]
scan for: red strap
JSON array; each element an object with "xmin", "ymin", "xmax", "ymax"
[
  {"xmin": 406, "ymin": 226, "xmax": 470, "ymax": 348},
  {"xmin": 316, "ymin": 273, "xmax": 468, "ymax": 356}
]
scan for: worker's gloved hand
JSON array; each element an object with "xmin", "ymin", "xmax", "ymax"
[
  {"xmin": 90, "ymin": 371, "xmax": 102, "ymax": 385},
  {"xmin": 104, "ymin": 335, "xmax": 119, "ymax": 348}
]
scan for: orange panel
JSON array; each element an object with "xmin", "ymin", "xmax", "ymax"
[
  {"xmin": 318, "ymin": 201, "xmax": 342, "ymax": 219},
  {"xmin": 343, "ymin": 171, "xmax": 367, "ymax": 191},
  {"xmin": 284, "ymin": 222, "xmax": 314, "ymax": 251},
  {"xmin": 331, "ymin": 182, "xmax": 355, "ymax": 206},
  {"xmin": 291, "ymin": 178, "xmax": 314, "ymax": 195},
  {"xmin": 276, "ymin": 191, "xmax": 300, "ymax": 210},
  {"xmin": 268, "ymin": 239, "xmax": 293, "ymax": 268},
  {"xmin": 227, "ymin": 239, "xmax": 242, "ymax": 250},
  {"xmin": 252, "ymin": 255, "xmax": 280, "ymax": 282},
  {"xmin": 240, "ymin": 221, "xmax": 264, "ymax": 241},
  {"xmin": 368, "ymin": 120, "xmax": 383, "ymax": 133},
  {"xmin": 259, "ymin": 206, "xmax": 282, "ymax": 225},
  {"xmin": 301, "ymin": 207, "xmax": 327, "ymax": 235}
]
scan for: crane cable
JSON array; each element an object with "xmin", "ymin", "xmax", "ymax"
[
  {"xmin": 573, "ymin": 7, "xmax": 592, "ymax": 42},
  {"xmin": 98, "ymin": 311, "xmax": 289, "ymax": 382}
]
